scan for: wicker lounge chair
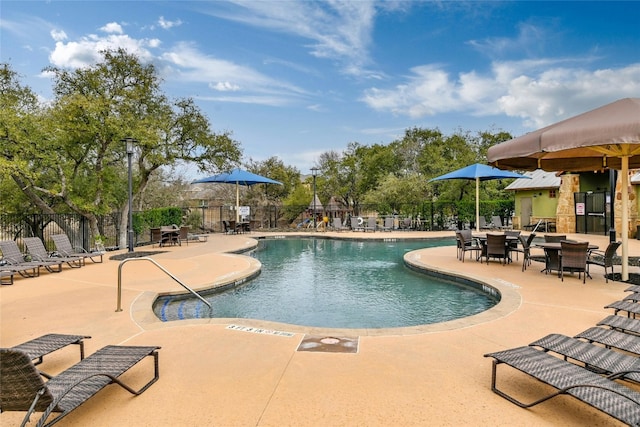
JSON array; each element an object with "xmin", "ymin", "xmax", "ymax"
[
  {"xmin": 587, "ymin": 241, "xmax": 621, "ymax": 283},
  {"xmin": 484, "ymin": 346, "xmax": 640, "ymax": 426},
  {"xmin": 597, "ymin": 315, "xmax": 640, "ymax": 335},
  {"xmin": 529, "ymin": 333, "xmax": 640, "ymax": 383},
  {"xmin": 604, "ymin": 300, "xmax": 640, "ymax": 318},
  {"xmin": 559, "ymin": 240, "xmax": 590, "ymax": 283},
  {"xmin": 23, "ymin": 237, "xmax": 84, "ymax": 269},
  {"xmin": 1, "ymin": 269, "xmax": 14, "ymax": 285},
  {"xmin": 364, "ymin": 217, "xmax": 377, "ymax": 232},
  {"xmin": 0, "ymin": 345, "xmax": 160, "ymax": 427},
  {"xmin": 574, "ymin": 327, "xmax": 640, "ymax": 355},
  {"xmin": 9, "ymin": 334, "xmax": 90, "ymax": 373},
  {"xmin": 50, "ymin": 234, "xmax": 103, "ymax": 264},
  {"xmin": 1, "ymin": 263, "xmax": 39, "ymax": 281},
  {"xmin": 625, "ymin": 285, "xmax": 640, "ymax": 293},
  {"xmin": 0, "ymin": 240, "xmax": 62, "ymax": 274}
]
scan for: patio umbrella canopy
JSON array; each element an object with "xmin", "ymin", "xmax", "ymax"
[
  {"xmin": 192, "ymin": 168, "xmax": 283, "ymax": 222},
  {"xmin": 487, "ymin": 97, "xmax": 640, "ymax": 280},
  {"xmin": 430, "ymin": 163, "xmax": 530, "ymax": 232}
]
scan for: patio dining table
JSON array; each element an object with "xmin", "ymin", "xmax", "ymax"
[{"xmin": 534, "ymin": 242, "xmax": 599, "ymax": 276}]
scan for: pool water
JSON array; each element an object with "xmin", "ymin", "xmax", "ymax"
[{"xmin": 154, "ymin": 238, "xmax": 497, "ymax": 328}]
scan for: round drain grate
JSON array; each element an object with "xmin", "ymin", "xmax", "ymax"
[{"xmin": 320, "ymin": 337, "xmax": 340, "ymax": 345}]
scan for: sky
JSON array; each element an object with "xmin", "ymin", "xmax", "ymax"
[{"xmin": 2, "ymin": 1, "xmax": 640, "ymax": 179}]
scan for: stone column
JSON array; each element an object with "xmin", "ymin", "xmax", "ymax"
[
  {"xmin": 555, "ymin": 174, "xmax": 580, "ymax": 234},
  {"xmin": 615, "ymin": 170, "xmax": 638, "ymax": 238}
]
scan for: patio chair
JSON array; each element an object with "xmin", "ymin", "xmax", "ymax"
[
  {"xmin": 0, "ymin": 345, "xmax": 160, "ymax": 427},
  {"xmin": 511, "ymin": 233, "xmax": 536, "ymax": 271},
  {"xmin": 605, "ymin": 300, "xmax": 640, "ymax": 318},
  {"xmin": 544, "ymin": 234, "xmax": 567, "ymax": 243},
  {"xmin": 486, "ymin": 234, "xmax": 508, "ymax": 265},
  {"xmin": 9, "ymin": 334, "xmax": 90, "ymax": 370},
  {"xmin": 559, "ymin": 240, "xmax": 590, "ymax": 283},
  {"xmin": 179, "ymin": 226, "xmax": 190, "ymax": 245},
  {"xmin": 0, "ymin": 240, "xmax": 62, "ymax": 274},
  {"xmin": 23, "ymin": 237, "xmax": 84, "ymax": 269},
  {"xmin": 456, "ymin": 231, "xmax": 480, "ymax": 262},
  {"xmin": 484, "ymin": 346, "xmax": 640, "ymax": 426},
  {"xmin": 587, "ymin": 241, "xmax": 621, "ymax": 283},
  {"xmin": 51, "ymin": 234, "xmax": 103, "ymax": 264}
]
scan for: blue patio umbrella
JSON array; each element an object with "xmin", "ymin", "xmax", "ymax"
[
  {"xmin": 430, "ymin": 163, "xmax": 530, "ymax": 232},
  {"xmin": 192, "ymin": 168, "xmax": 283, "ymax": 222}
]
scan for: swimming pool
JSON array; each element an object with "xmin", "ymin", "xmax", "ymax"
[{"xmin": 154, "ymin": 237, "xmax": 498, "ymax": 328}]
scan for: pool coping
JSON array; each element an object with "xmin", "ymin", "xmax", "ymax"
[{"xmin": 131, "ymin": 236, "xmax": 521, "ymax": 337}]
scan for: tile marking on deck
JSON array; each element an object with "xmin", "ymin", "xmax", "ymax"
[{"xmin": 226, "ymin": 324, "xmax": 295, "ymax": 337}]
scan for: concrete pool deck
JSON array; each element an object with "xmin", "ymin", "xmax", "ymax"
[{"xmin": 1, "ymin": 230, "xmax": 638, "ymax": 426}]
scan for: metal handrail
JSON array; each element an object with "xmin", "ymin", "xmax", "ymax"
[{"xmin": 116, "ymin": 257, "xmax": 211, "ymax": 312}]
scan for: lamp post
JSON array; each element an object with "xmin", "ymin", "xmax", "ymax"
[
  {"xmin": 311, "ymin": 167, "xmax": 319, "ymax": 230},
  {"xmin": 122, "ymin": 137, "xmax": 136, "ymax": 253},
  {"xmin": 200, "ymin": 200, "xmax": 208, "ymax": 231}
]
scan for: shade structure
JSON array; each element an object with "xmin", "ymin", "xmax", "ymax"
[
  {"xmin": 430, "ymin": 163, "xmax": 529, "ymax": 232},
  {"xmin": 487, "ymin": 97, "xmax": 640, "ymax": 280},
  {"xmin": 192, "ymin": 168, "xmax": 283, "ymax": 222}
]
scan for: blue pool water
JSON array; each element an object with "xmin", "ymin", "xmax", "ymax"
[{"xmin": 154, "ymin": 238, "xmax": 498, "ymax": 328}]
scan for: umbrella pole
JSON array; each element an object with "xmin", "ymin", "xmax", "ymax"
[
  {"xmin": 236, "ymin": 182, "xmax": 240, "ymax": 223},
  {"xmin": 621, "ymin": 157, "xmax": 629, "ymax": 281},
  {"xmin": 476, "ymin": 178, "xmax": 480, "ymax": 232}
]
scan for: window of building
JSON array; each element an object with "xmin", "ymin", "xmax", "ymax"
[{"xmin": 549, "ymin": 189, "xmax": 556, "ymax": 198}]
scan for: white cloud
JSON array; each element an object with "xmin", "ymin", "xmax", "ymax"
[
  {"xmin": 50, "ymin": 29, "xmax": 67, "ymax": 42},
  {"xmin": 211, "ymin": 81, "xmax": 241, "ymax": 92},
  {"xmin": 161, "ymin": 42, "xmax": 309, "ymax": 105},
  {"xmin": 100, "ymin": 22, "xmax": 123, "ymax": 34},
  {"xmin": 158, "ymin": 16, "xmax": 182, "ymax": 30},
  {"xmin": 204, "ymin": 1, "xmax": 380, "ymax": 77},
  {"xmin": 49, "ymin": 33, "xmax": 158, "ymax": 68},
  {"xmin": 362, "ymin": 60, "xmax": 640, "ymax": 130}
]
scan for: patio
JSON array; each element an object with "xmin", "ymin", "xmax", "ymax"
[{"xmin": 1, "ymin": 230, "xmax": 638, "ymax": 426}]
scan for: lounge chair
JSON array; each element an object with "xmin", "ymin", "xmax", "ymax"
[
  {"xmin": 51, "ymin": 234, "xmax": 103, "ymax": 264},
  {"xmin": 491, "ymin": 215, "xmax": 506, "ymax": 230},
  {"xmin": 9, "ymin": 333, "xmax": 90, "ymax": 369},
  {"xmin": 0, "ymin": 240, "xmax": 62, "ymax": 274},
  {"xmin": 1, "ymin": 262, "xmax": 39, "ymax": 281},
  {"xmin": 23, "ymin": 237, "xmax": 84, "ymax": 269},
  {"xmin": 381, "ymin": 217, "xmax": 394, "ymax": 231},
  {"xmin": 574, "ymin": 326, "xmax": 640, "ymax": 355},
  {"xmin": 587, "ymin": 241, "xmax": 621, "ymax": 283},
  {"xmin": 0, "ymin": 345, "xmax": 160, "ymax": 427},
  {"xmin": 1, "ymin": 269, "xmax": 14, "ymax": 285},
  {"xmin": 597, "ymin": 315, "xmax": 640, "ymax": 335},
  {"xmin": 364, "ymin": 217, "xmax": 377, "ymax": 232},
  {"xmin": 559, "ymin": 240, "xmax": 590, "ymax": 283},
  {"xmin": 478, "ymin": 217, "xmax": 492, "ymax": 230},
  {"xmin": 484, "ymin": 346, "xmax": 640, "ymax": 426},
  {"xmin": 331, "ymin": 217, "xmax": 347, "ymax": 232},
  {"xmin": 529, "ymin": 333, "xmax": 640, "ymax": 383},
  {"xmin": 605, "ymin": 300, "xmax": 640, "ymax": 318}
]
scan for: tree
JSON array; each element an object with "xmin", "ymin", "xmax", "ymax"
[{"xmin": 3, "ymin": 50, "xmax": 242, "ymax": 247}]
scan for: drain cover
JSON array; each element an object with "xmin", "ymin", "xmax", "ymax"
[{"xmin": 297, "ymin": 335, "xmax": 359, "ymax": 353}]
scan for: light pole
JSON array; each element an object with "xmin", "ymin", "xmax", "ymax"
[
  {"xmin": 123, "ymin": 137, "xmax": 137, "ymax": 253},
  {"xmin": 200, "ymin": 200, "xmax": 208, "ymax": 231},
  {"xmin": 311, "ymin": 167, "xmax": 319, "ymax": 230}
]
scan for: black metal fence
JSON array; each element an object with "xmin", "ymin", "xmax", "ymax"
[{"xmin": 0, "ymin": 199, "xmax": 512, "ymax": 253}]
